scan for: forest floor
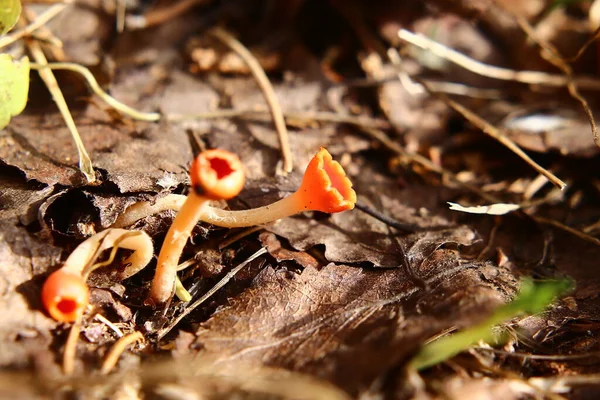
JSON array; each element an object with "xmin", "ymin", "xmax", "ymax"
[{"xmin": 2, "ymin": 0, "xmax": 600, "ymax": 399}]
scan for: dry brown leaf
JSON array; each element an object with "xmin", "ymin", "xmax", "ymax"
[{"xmin": 191, "ymin": 258, "xmax": 514, "ymax": 394}]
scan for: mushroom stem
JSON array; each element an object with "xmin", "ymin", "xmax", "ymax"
[
  {"xmin": 199, "ymin": 192, "xmax": 306, "ymax": 228},
  {"xmin": 63, "ymin": 229, "xmax": 153, "ymax": 280},
  {"xmin": 148, "ymin": 192, "xmax": 209, "ymax": 304},
  {"xmin": 113, "ymin": 148, "xmax": 357, "ymax": 230},
  {"xmin": 148, "ymin": 148, "xmax": 246, "ymax": 305},
  {"xmin": 42, "ymin": 229, "xmax": 153, "ymax": 322}
]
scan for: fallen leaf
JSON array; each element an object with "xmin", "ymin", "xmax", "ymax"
[
  {"xmin": 0, "ymin": 0, "xmax": 21, "ymax": 35},
  {"xmin": 0, "ymin": 54, "xmax": 30, "ymax": 129},
  {"xmin": 448, "ymin": 201, "xmax": 521, "ymax": 215},
  {"xmin": 192, "ymin": 252, "xmax": 516, "ymax": 394}
]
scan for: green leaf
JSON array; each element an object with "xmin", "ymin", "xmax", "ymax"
[
  {"xmin": 409, "ymin": 278, "xmax": 572, "ymax": 371},
  {"xmin": 0, "ymin": 54, "xmax": 30, "ymax": 129},
  {"xmin": 0, "ymin": 0, "xmax": 21, "ymax": 35}
]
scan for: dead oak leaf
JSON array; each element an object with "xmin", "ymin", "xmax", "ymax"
[
  {"xmin": 0, "ymin": 174, "xmax": 65, "ymax": 363},
  {"xmin": 193, "ymin": 257, "xmax": 514, "ymax": 394},
  {"xmin": 2, "ymin": 112, "xmax": 190, "ymax": 191}
]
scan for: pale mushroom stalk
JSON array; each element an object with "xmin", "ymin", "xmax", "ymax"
[
  {"xmin": 148, "ymin": 192, "xmax": 210, "ymax": 303},
  {"xmin": 42, "ymin": 229, "xmax": 153, "ymax": 322},
  {"xmin": 149, "ymin": 149, "xmax": 245, "ymax": 305},
  {"xmin": 113, "ymin": 148, "xmax": 357, "ymax": 230}
]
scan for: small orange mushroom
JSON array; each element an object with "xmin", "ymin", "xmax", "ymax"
[
  {"xmin": 41, "ymin": 229, "xmax": 153, "ymax": 322},
  {"xmin": 196, "ymin": 147, "xmax": 356, "ymax": 227},
  {"xmin": 113, "ymin": 147, "xmax": 356, "ymax": 230},
  {"xmin": 149, "ymin": 149, "xmax": 246, "ymax": 304},
  {"xmin": 42, "ymin": 269, "xmax": 89, "ymax": 323}
]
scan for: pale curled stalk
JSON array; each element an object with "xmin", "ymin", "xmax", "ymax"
[
  {"xmin": 64, "ymin": 228, "xmax": 153, "ymax": 281},
  {"xmin": 30, "ymin": 62, "xmax": 161, "ymax": 122},
  {"xmin": 112, "ymin": 193, "xmax": 310, "ymax": 229}
]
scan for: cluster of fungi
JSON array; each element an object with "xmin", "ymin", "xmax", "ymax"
[{"xmin": 42, "ymin": 148, "xmax": 357, "ymax": 322}]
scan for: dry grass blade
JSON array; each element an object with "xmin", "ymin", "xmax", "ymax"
[
  {"xmin": 29, "ymin": 63, "xmax": 161, "ymax": 121},
  {"xmin": 157, "ymin": 246, "xmax": 268, "ymax": 340},
  {"xmin": 209, "ymin": 27, "xmax": 293, "ymax": 174},
  {"xmin": 387, "ymin": 45, "xmax": 566, "ymax": 190},
  {"xmin": 25, "ymin": 38, "xmax": 95, "ymax": 183},
  {"xmin": 397, "ymin": 29, "xmax": 600, "ymax": 90},
  {"xmin": 432, "ymin": 90, "xmax": 566, "ymax": 190},
  {"xmin": 168, "ymin": 109, "xmax": 392, "ymax": 129},
  {"xmin": 63, "ymin": 313, "xmax": 84, "ymax": 375},
  {"xmin": 534, "ymin": 216, "xmax": 600, "ymax": 247},
  {"xmin": 513, "ymin": 15, "xmax": 598, "ymax": 148},
  {"xmin": 101, "ymin": 331, "xmax": 144, "ymax": 375},
  {"xmin": 0, "ymin": 1, "xmax": 70, "ymax": 49},
  {"xmin": 126, "ymin": 0, "xmax": 208, "ymax": 29}
]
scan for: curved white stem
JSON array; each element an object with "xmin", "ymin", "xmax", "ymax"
[
  {"xmin": 63, "ymin": 228, "xmax": 153, "ymax": 281},
  {"xmin": 112, "ymin": 193, "xmax": 307, "ymax": 229}
]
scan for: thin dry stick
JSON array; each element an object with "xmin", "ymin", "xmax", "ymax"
[
  {"xmin": 210, "ymin": 27, "xmax": 293, "ymax": 174},
  {"xmin": 514, "ymin": 15, "xmax": 598, "ymax": 148},
  {"xmin": 25, "ymin": 39, "xmax": 95, "ymax": 182},
  {"xmin": 565, "ymin": 25, "xmax": 600, "ymax": 63},
  {"xmin": 433, "ymin": 90, "xmax": 566, "ymax": 189},
  {"xmin": 362, "ymin": 127, "xmax": 600, "ymax": 248},
  {"xmin": 115, "ymin": 0, "xmax": 126, "ymax": 32},
  {"xmin": 157, "ymin": 246, "xmax": 267, "ymax": 340},
  {"xmin": 63, "ymin": 313, "xmax": 83, "ymax": 375},
  {"xmin": 387, "ymin": 46, "xmax": 566, "ymax": 189},
  {"xmin": 94, "ymin": 314, "xmax": 124, "ymax": 338},
  {"xmin": 22, "ymin": 7, "xmax": 65, "ymax": 61},
  {"xmin": 100, "ymin": 331, "xmax": 144, "ymax": 374},
  {"xmin": 126, "ymin": 0, "xmax": 208, "ymax": 29},
  {"xmin": 0, "ymin": 1, "xmax": 70, "ymax": 49},
  {"xmin": 534, "ymin": 216, "xmax": 600, "ymax": 247},
  {"xmin": 168, "ymin": 109, "xmax": 391, "ymax": 129},
  {"xmin": 397, "ymin": 29, "xmax": 600, "ymax": 90}
]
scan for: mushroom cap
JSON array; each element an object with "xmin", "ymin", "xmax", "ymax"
[
  {"xmin": 189, "ymin": 149, "xmax": 246, "ymax": 200},
  {"xmin": 297, "ymin": 148, "xmax": 357, "ymax": 213},
  {"xmin": 41, "ymin": 269, "xmax": 89, "ymax": 322}
]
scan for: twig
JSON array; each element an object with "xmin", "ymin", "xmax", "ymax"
[
  {"xmin": 387, "ymin": 46, "xmax": 566, "ymax": 190},
  {"xmin": 432, "ymin": 89, "xmax": 566, "ymax": 190},
  {"xmin": 565, "ymin": 25, "xmax": 600, "ymax": 63},
  {"xmin": 63, "ymin": 313, "xmax": 83, "ymax": 375},
  {"xmin": 25, "ymin": 39, "xmax": 96, "ymax": 182},
  {"xmin": 168, "ymin": 109, "xmax": 391, "ymax": 129},
  {"xmin": 219, "ymin": 225, "xmax": 267, "ymax": 250},
  {"xmin": 583, "ymin": 219, "xmax": 600, "ymax": 234},
  {"xmin": 94, "ymin": 314, "xmax": 124, "ymax": 338},
  {"xmin": 0, "ymin": 1, "xmax": 70, "ymax": 49},
  {"xmin": 209, "ymin": 27, "xmax": 293, "ymax": 174},
  {"xmin": 354, "ymin": 201, "xmax": 419, "ymax": 233},
  {"xmin": 157, "ymin": 246, "xmax": 267, "ymax": 340},
  {"xmin": 115, "ymin": 0, "xmax": 126, "ymax": 32},
  {"xmin": 30, "ymin": 62, "xmax": 161, "ymax": 121},
  {"xmin": 514, "ymin": 15, "xmax": 598, "ymax": 148},
  {"xmin": 100, "ymin": 331, "xmax": 144, "ymax": 374},
  {"xmin": 534, "ymin": 216, "xmax": 600, "ymax": 247},
  {"xmin": 126, "ymin": 0, "xmax": 208, "ymax": 29},
  {"xmin": 361, "ymin": 127, "xmax": 500, "ymax": 203},
  {"xmin": 397, "ymin": 29, "xmax": 600, "ymax": 90}
]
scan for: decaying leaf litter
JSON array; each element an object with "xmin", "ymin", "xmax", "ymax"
[{"xmin": 2, "ymin": 0, "xmax": 600, "ymax": 398}]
